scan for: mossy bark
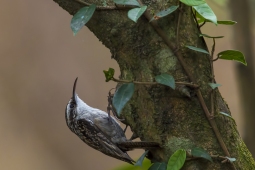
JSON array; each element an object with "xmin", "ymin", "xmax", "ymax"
[
  {"xmin": 230, "ymin": 0, "xmax": 255, "ymax": 158},
  {"xmin": 53, "ymin": 0, "xmax": 255, "ymax": 169}
]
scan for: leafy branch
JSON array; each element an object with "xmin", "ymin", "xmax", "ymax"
[
  {"xmin": 67, "ymin": 0, "xmax": 247, "ymax": 169},
  {"xmin": 136, "ymin": 0, "xmax": 236, "ymax": 169},
  {"xmin": 103, "ymin": 68, "xmax": 198, "ymax": 116}
]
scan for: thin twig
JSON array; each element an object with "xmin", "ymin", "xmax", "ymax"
[
  {"xmin": 211, "ymin": 155, "xmax": 235, "ymax": 164},
  {"xmin": 187, "ymin": 154, "xmax": 234, "ymax": 163},
  {"xmin": 192, "ymin": 10, "xmax": 210, "ymax": 58},
  {"xmin": 210, "ymin": 38, "xmax": 216, "ymax": 117},
  {"xmin": 196, "ymin": 90, "xmax": 229, "ymax": 149},
  {"xmin": 74, "ymin": 0, "xmax": 131, "ymax": 10},
  {"xmin": 211, "ymin": 38, "xmax": 216, "ymax": 58},
  {"xmin": 192, "ymin": 10, "xmax": 200, "ymax": 30},
  {"xmin": 213, "ymin": 54, "xmax": 220, "ymax": 61},
  {"xmin": 199, "ymin": 21, "xmax": 206, "ymax": 28},
  {"xmin": 112, "ymin": 77, "xmax": 157, "ymax": 85},
  {"xmin": 210, "ymin": 90, "xmax": 215, "ymax": 117},
  {"xmin": 222, "ymin": 159, "xmax": 228, "ymax": 163},
  {"xmin": 176, "ymin": 82, "xmax": 199, "ymax": 87},
  {"xmin": 211, "ymin": 154, "xmax": 227, "ymax": 159},
  {"xmin": 176, "ymin": 3, "xmax": 182, "ymax": 47},
  {"xmin": 112, "ymin": 77, "xmax": 199, "ymax": 88}
]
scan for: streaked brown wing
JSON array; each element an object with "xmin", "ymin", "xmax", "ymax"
[{"xmin": 76, "ymin": 119, "xmax": 134, "ymax": 164}]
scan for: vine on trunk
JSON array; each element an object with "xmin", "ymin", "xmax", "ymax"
[{"xmin": 68, "ymin": 0, "xmax": 246, "ymax": 169}]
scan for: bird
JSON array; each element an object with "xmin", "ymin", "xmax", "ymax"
[{"xmin": 65, "ymin": 78, "xmax": 159, "ymax": 164}]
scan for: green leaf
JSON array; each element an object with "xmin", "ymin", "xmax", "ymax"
[
  {"xmin": 199, "ymin": 34, "xmax": 224, "ymax": 39},
  {"xmin": 217, "ymin": 20, "xmax": 237, "ymax": 25},
  {"xmin": 180, "ymin": 0, "xmax": 205, "ymax": 6},
  {"xmin": 186, "ymin": 45, "xmax": 209, "ymax": 54},
  {"xmin": 226, "ymin": 157, "xmax": 236, "ymax": 162},
  {"xmin": 219, "ymin": 112, "xmax": 233, "ymax": 119},
  {"xmin": 70, "ymin": 4, "xmax": 96, "ymax": 35},
  {"xmin": 167, "ymin": 149, "xmax": 186, "ymax": 170},
  {"xmin": 150, "ymin": 6, "xmax": 179, "ymax": 22},
  {"xmin": 208, "ymin": 83, "xmax": 221, "ymax": 89},
  {"xmin": 103, "ymin": 68, "xmax": 115, "ymax": 82},
  {"xmin": 191, "ymin": 147, "xmax": 213, "ymax": 162},
  {"xmin": 149, "ymin": 162, "xmax": 167, "ymax": 170},
  {"xmin": 128, "ymin": 6, "xmax": 147, "ymax": 23},
  {"xmin": 134, "ymin": 150, "xmax": 149, "ymax": 167},
  {"xmin": 113, "ymin": 0, "xmax": 140, "ymax": 7},
  {"xmin": 194, "ymin": 9, "xmax": 206, "ymax": 23},
  {"xmin": 193, "ymin": 3, "xmax": 217, "ymax": 25},
  {"xmin": 155, "ymin": 73, "xmax": 175, "ymax": 89},
  {"xmin": 113, "ymin": 83, "xmax": 135, "ymax": 116},
  {"xmin": 218, "ymin": 50, "xmax": 247, "ymax": 65}
]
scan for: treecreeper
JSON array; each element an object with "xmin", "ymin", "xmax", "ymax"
[{"xmin": 65, "ymin": 77, "xmax": 160, "ymax": 164}]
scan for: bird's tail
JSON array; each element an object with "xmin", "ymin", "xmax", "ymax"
[{"xmin": 117, "ymin": 141, "xmax": 160, "ymax": 151}]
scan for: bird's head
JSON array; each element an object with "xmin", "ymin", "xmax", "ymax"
[{"xmin": 65, "ymin": 77, "xmax": 86, "ymax": 127}]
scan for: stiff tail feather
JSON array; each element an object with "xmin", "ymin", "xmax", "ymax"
[{"xmin": 117, "ymin": 141, "xmax": 160, "ymax": 151}]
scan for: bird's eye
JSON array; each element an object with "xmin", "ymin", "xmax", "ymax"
[{"xmin": 70, "ymin": 103, "xmax": 75, "ymax": 109}]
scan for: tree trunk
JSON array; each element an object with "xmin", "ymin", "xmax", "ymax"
[
  {"xmin": 53, "ymin": 0, "xmax": 255, "ymax": 169},
  {"xmin": 229, "ymin": 0, "xmax": 255, "ymax": 158}
]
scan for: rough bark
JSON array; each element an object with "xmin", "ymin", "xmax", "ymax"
[
  {"xmin": 53, "ymin": 0, "xmax": 255, "ymax": 169},
  {"xmin": 229, "ymin": 0, "xmax": 255, "ymax": 158}
]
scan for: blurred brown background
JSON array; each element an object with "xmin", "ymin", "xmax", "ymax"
[{"xmin": 0, "ymin": 1, "xmax": 249, "ymax": 170}]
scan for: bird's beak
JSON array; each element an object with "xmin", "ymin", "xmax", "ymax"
[{"xmin": 72, "ymin": 77, "xmax": 78, "ymax": 101}]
